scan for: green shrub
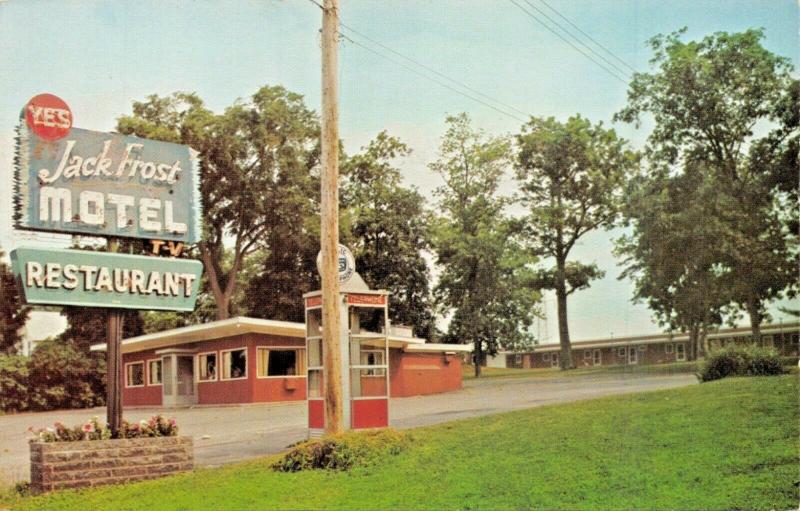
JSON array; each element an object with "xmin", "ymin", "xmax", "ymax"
[
  {"xmin": 0, "ymin": 354, "xmax": 29, "ymax": 412},
  {"xmin": 699, "ymin": 345, "xmax": 784, "ymax": 382},
  {"xmin": 272, "ymin": 429, "xmax": 409, "ymax": 472},
  {"xmin": 27, "ymin": 340, "xmax": 100, "ymax": 411}
]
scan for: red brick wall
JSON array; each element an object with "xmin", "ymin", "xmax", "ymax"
[
  {"xmin": 195, "ymin": 335, "xmax": 253, "ymax": 405},
  {"xmin": 390, "ymin": 350, "xmax": 462, "ymax": 397},
  {"xmin": 249, "ymin": 334, "xmax": 307, "ymax": 403},
  {"xmin": 121, "ymin": 349, "xmax": 163, "ymax": 407}
]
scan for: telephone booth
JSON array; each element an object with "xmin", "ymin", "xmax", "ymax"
[{"xmin": 304, "ymin": 288, "xmax": 390, "ymax": 438}]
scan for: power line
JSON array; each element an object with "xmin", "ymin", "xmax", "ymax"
[
  {"xmin": 521, "ymin": 0, "xmax": 631, "ymax": 79},
  {"xmin": 537, "ymin": 0, "xmax": 637, "ymax": 73},
  {"xmin": 338, "ymin": 22, "xmax": 533, "ymax": 120},
  {"xmin": 508, "ymin": 0, "xmax": 629, "ymax": 85},
  {"xmin": 305, "ymin": 0, "xmax": 530, "ymax": 124}
]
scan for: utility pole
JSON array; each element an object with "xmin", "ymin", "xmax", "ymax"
[
  {"xmin": 320, "ymin": 0, "xmax": 343, "ymax": 434},
  {"xmin": 106, "ymin": 237, "xmax": 123, "ymax": 437}
]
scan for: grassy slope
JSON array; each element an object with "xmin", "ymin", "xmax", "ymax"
[{"xmin": 7, "ymin": 376, "xmax": 798, "ymax": 511}]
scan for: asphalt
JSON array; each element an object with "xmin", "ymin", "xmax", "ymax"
[{"xmin": 0, "ymin": 371, "xmax": 697, "ymax": 485}]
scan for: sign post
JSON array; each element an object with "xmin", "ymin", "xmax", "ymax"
[{"xmin": 12, "ymin": 93, "xmax": 203, "ymax": 437}]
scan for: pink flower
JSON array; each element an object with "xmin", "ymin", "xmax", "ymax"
[
  {"xmin": 27, "ymin": 426, "xmax": 34, "ymax": 433},
  {"xmin": 82, "ymin": 423, "xmax": 95, "ymax": 433},
  {"xmin": 169, "ymin": 419, "xmax": 177, "ymax": 426}
]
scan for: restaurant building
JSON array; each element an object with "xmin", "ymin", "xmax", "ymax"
[{"xmin": 91, "ymin": 317, "xmax": 470, "ymax": 408}]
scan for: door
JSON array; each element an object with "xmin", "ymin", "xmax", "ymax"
[
  {"xmin": 592, "ymin": 349, "xmax": 601, "ymax": 366},
  {"xmin": 175, "ymin": 355, "xmax": 195, "ymax": 406},
  {"xmin": 628, "ymin": 347, "xmax": 637, "ymax": 365},
  {"xmin": 550, "ymin": 353, "xmax": 559, "ymax": 368},
  {"xmin": 676, "ymin": 343, "xmax": 686, "ymax": 361}
]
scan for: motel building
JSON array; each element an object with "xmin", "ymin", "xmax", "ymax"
[
  {"xmin": 487, "ymin": 322, "xmax": 800, "ymax": 369},
  {"xmin": 91, "ymin": 317, "xmax": 471, "ymax": 408}
]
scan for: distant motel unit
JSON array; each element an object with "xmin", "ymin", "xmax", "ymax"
[
  {"xmin": 488, "ymin": 322, "xmax": 800, "ymax": 369},
  {"xmin": 90, "ymin": 317, "xmax": 471, "ymax": 408}
]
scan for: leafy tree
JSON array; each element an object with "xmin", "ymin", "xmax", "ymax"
[
  {"xmin": 616, "ymin": 164, "xmax": 732, "ymax": 359},
  {"xmin": 615, "ymin": 28, "xmax": 799, "ymax": 342},
  {"xmin": 431, "ymin": 114, "xmax": 540, "ymax": 376},
  {"xmin": 342, "ymin": 132, "xmax": 436, "ymax": 339},
  {"xmin": 0, "ymin": 248, "xmax": 30, "ymax": 354},
  {"xmin": 515, "ymin": 115, "xmax": 638, "ymax": 369},
  {"xmin": 117, "ymin": 87, "xmax": 320, "ymax": 320},
  {"xmin": 0, "ymin": 354, "xmax": 29, "ymax": 412},
  {"xmin": 27, "ymin": 339, "xmax": 100, "ymax": 410}
]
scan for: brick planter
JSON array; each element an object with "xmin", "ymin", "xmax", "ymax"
[{"xmin": 30, "ymin": 436, "xmax": 193, "ymax": 494}]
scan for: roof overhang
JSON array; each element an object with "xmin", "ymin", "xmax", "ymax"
[
  {"xmin": 90, "ymin": 317, "xmax": 305, "ymax": 355},
  {"xmin": 404, "ymin": 343, "xmax": 473, "ymax": 353}
]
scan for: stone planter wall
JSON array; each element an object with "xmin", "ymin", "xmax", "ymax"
[{"xmin": 30, "ymin": 436, "xmax": 193, "ymax": 494}]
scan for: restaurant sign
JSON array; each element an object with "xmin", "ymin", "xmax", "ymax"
[
  {"xmin": 11, "ymin": 247, "xmax": 203, "ymax": 311},
  {"xmin": 14, "ymin": 97, "xmax": 202, "ymax": 243}
]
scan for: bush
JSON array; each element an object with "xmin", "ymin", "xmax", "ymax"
[
  {"xmin": 28, "ymin": 415, "xmax": 178, "ymax": 442},
  {"xmin": 0, "ymin": 355, "xmax": 29, "ymax": 412},
  {"xmin": 698, "ymin": 346, "xmax": 784, "ymax": 382},
  {"xmin": 27, "ymin": 340, "xmax": 100, "ymax": 411},
  {"xmin": 272, "ymin": 429, "xmax": 409, "ymax": 472}
]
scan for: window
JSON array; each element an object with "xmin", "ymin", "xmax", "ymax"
[
  {"xmin": 514, "ymin": 354, "xmax": 523, "ymax": 364},
  {"xmin": 542, "ymin": 353, "xmax": 550, "ymax": 362},
  {"xmin": 198, "ymin": 352, "xmax": 218, "ymax": 381},
  {"xmin": 763, "ymin": 335, "xmax": 773, "ymax": 348},
  {"xmin": 125, "ymin": 362, "xmax": 144, "ymax": 388},
  {"xmin": 638, "ymin": 345, "xmax": 646, "ymax": 352},
  {"xmin": 147, "ymin": 359, "xmax": 162, "ymax": 385},
  {"xmin": 617, "ymin": 347, "xmax": 626, "ymax": 357},
  {"xmin": 665, "ymin": 343, "xmax": 674, "ymax": 354},
  {"xmin": 361, "ymin": 350, "xmax": 385, "ymax": 376},
  {"xmin": 221, "ymin": 348, "xmax": 247, "ymax": 380},
  {"xmin": 257, "ymin": 348, "xmax": 305, "ymax": 377},
  {"xmin": 676, "ymin": 343, "xmax": 686, "ymax": 361},
  {"xmin": 584, "ymin": 350, "xmax": 592, "ymax": 359},
  {"xmin": 592, "ymin": 349, "xmax": 601, "ymax": 365}
]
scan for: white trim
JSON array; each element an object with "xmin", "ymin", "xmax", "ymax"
[
  {"xmin": 146, "ymin": 358, "xmax": 163, "ymax": 386},
  {"xmin": 592, "ymin": 349, "xmax": 602, "ymax": 366},
  {"xmin": 675, "ymin": 343, "xmax": 686, "ymax": 362},
  {"xmin": 665, "ymin": 343, "xmax": 674, "ymax": 354},
  {"xmin": 124, "ymin": 361, "xmax": 145, "ymax": 388},
  {"xmin": 196, "ymin": 351, "xmax": 219, "ymax": 382},
  {"xmin": 617, "ymin": 347, "xmax": 626, "ymax": 357},
  {"xmin": 220, "ymin": 347, "xmax": 248, "ymax": 381}
]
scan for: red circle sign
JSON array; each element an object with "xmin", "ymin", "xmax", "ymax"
[{"xmin": 24, "ymin": 93, "xmax": 72, "ymax": 141}]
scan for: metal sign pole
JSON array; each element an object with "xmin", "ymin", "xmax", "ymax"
[
  {"xmin": 320, "ymin": 0, "xmax": 344, "ymax": 434},
  {"xmin": 106, "ymin": 238, "xmax": 123, "ymax": 437}
]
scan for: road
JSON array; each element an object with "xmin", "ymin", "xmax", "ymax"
[{"xmin": 0, "ymin": 371, "xmax": 696, "ymax": 485}]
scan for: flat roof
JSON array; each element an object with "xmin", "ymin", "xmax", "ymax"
[
  {"xmin": 501, "ymin": 321, "xmax": 800, "ymax": 354},
  {"xmin": 90, "ymin": 316, "xmax": 432, "ymax": 355}
]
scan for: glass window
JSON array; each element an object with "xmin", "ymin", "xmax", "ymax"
[
  {"xmin": 221, "ymin": 349, "xmax": 247, "ymax": 380},
  {"xmin": 360, "ymin": 350, "xmax": 386, "ymax": 376},
  {"xmin": 617, "ymin": 347, "xmax": 626, "ymax": 356},
  {"xmin": 638, "ymin": 345, "xmax": 646, "ymax": 352},
  {"xmin": 584, "ymin": 350, "xmax": 592, "ymax": 359},
  {"xmin": 665, "ymin": 343, "xmax": 673, "ymax": 353},
  {"xmin": 257, "ymin": 348, "xmax": 303, "ymax": 377},
  {"xmin": 542, "ymin": 353, "xmax": 550, "ymax": 362},
  {"xmin": 148, "ymin": 359, "xmax": 162, "ymax": 385},
  {"xmin": 198, "ymin": 352, "xmax": 217, "ymax": 381},
  {"xmin": 125, "ymin": 362, "xmax": 144, "ymax": 387}
]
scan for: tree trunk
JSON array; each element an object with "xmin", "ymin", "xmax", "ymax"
[
  {"xmin": 700, "ymin": 322, "xmax": 709, "ymax": 359},
  {"xmin": 746, "ymin": 297, "xmax": 763, "ymax": 346},
  {"xmin": 555, "ymin": 257, "xmax": 573, "ymax": 370},
  {"xmin": 474, "ymin": 340, "xmax": 482, "ymax": 377},
  {"xmin": 688, "ymin": 323, "xmax": 699, "ymax": 361}
]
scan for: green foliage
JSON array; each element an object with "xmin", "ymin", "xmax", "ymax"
[
  {"xmin": 272, "ymin": 429, "xmax": 408, "ymax": 472},
  {"xmin": 342, "ymin": 132, "xmax": 436, "ymax": 339},
  {"xmin": 0, "ymin": 248, "xmax": 30, "ymax": 354},
  {"xmin": 698, "ymin": 346, "xmax": 784, "ymax": 382},
  {"xmin": 615, "ymin": 28, "xmax": 799, "ymax": 339},
  {"xmin": 117, "ymin": 87, "xmax": 321, "ymax": 321},
  {"xmin": 515, "ymin": 115, "xmax": 638, "ymax": 368},
  {"xmin": 26, "ymin": 340, "xmax": 102, "ymax": 411},
  {"xmin": 12, "ymin": 377, "xmax": 798, "ymax": 510},
  {"xmin": 431, "ymin": 114, "xmax": 540, "ymax": 369},
  {"xmin": 0, "ymin": 354, "xmax": 29, "ymax": 412}
]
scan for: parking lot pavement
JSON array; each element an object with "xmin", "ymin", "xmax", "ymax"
[{"xmin": 0, "ymin": 371, "xmax": 696, "ymax": 485}]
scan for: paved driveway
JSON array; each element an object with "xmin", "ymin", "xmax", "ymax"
[{"xmin": 0, "ymin": 372, "xmax": 696, "ymax": 485}]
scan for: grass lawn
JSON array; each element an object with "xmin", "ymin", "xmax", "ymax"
[
  {"xmin": 4, "ymin": 375, "xmax": 798, "ymax": 511},
  {"xmin": 463, "ymin": 361, "xmax": 699, "ymax": 380}
]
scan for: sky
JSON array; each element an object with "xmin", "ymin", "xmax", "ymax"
[{"xmin": 1, "ymin": 0, "xmax": 797, "ymax": 344}]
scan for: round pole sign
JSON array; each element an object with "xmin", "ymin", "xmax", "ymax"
[
  {"xmin": 24, "ymin": 93, "xmax": 72, "ymax": 141},
  {"xmin": 317, "ymin": 244, "xmax": 355, "ymax": 283}
]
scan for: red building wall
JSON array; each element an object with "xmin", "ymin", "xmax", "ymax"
[
  {"xmin": 390, "ymin": 350, "xmax": 463, "ymax": 397},
  {"xmin": 249, "ymin": 334, "xmax": 306, "ymax": 403},
  {"xmin": 121, "ymin": 349, "xmax": 163, "ymax": 407}
]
